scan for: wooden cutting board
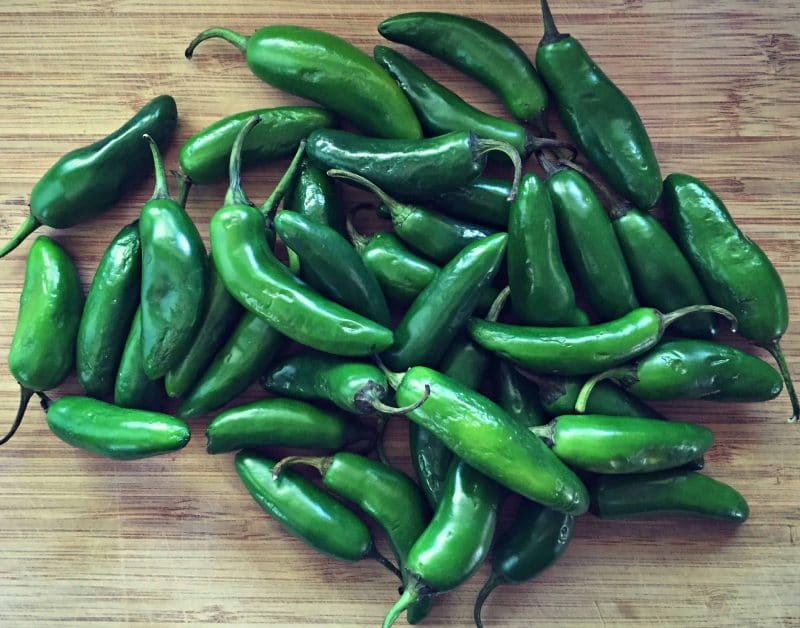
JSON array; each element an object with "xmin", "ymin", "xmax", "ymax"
[{"xmin": 0, "ymin": 1, "xmax": 798, "ymax": 625}]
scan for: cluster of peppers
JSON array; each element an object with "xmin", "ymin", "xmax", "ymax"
[{"xmin": 1, "ymin": 2, "xmax": 795, "ymax": 627}]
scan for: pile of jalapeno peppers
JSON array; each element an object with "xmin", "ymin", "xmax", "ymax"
[{"xmin": 1, "ymin": 2, "xmax": 795, "ymax": 626}]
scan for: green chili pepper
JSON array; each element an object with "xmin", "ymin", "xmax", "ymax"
[
  {"xmin": 589, "ymin": 470, "xmax": 749, "ymax": 523},
  {"xmin": 284, "ymin": 160, "xmax": 345, "ymax": 235},
  {"xmin": 235, "ymin": 451, "xmax": 400, "ymax": 574},
  {"xmin": 495, "ymin": 361, "xmax": 548, "ymax": 428},
  {"xmin": 382, "ymin": 458, "xmax": 501, "ymax": 628},
  {"xmin": 179, "ymin": 107, "xmax": 335, "ymax": 184},
  {"xmin": 536, "ymin": 0, "xmax": 662, "ymax": 209},
  {"xmin": 576, "ymin": 339, "xmax": 783, "ymax": 411},
  {"xmin": 0, "ymin": 96, "xmax": 177, "ymax": 259},
  {"xmin": 114, "ymin": 307, "xmax": 168, "ymax": 411},
  {"xmin": 387, "ymin": 366, "xmax": 588, "ymax": 515},
  {"xmin": 530, "ymin": 414, "xmax": 714, "ymax": 474},
  {"xmin": 542, "ymin": 162, "xmax": 639, "ymax": 321},
  {"xmin": 469, "ymin": 304, "xmax": 735, "ymax": 376},
  {"xmin": 185, "ymin": 26, "xmax": 421, "ymax": 139},
  {"xmin": 210, "ymin": 119, "xmax": 393, "ymax": 357},
  {"xmin": 663, "ymin": 173, "xmax": 798, "ymax": 422},
  {"xmin": 309, "ymin": 129, "xmax": 521, "ymax": 202},
  {"xmin": 474, "ymin": 501, "xmax": 575, "ymax": 628},
  {"xmin": 378, "ymin": 12, "xmax": 550, "ymax": 133},
  {"xmin": 44, "ymin": 396, "xmax": 189, "ymax": 460},
  {"xmin": 205, "ymin": 399, "xmax": 373, "ymax": 454},
  {"xmin": 76, "ymin": 222, "xmax": 141, "ymax": 398},
  {"xmin": 274, "ymin": 211, "xmax": 391, "ymax": 327},
  {"xmin": 429, "ymin": 178, "xmax": 511, "ymax": 228},
  {"xmin": 509, "ymin": 173, "xmax": 588, "ymax": 326},
  {"xmin": 2, "ymin": 236, "xmax": 83, "ymax": 445},
  {"xmin": 138, "ymin": 135, "xmax": 208, "ymax": 378},
  {"xmin": 381, "ymin": 233, "xmax": 508, "ymax": 371}
]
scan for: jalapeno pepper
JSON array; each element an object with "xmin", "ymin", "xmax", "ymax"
[
  {"xmin": 114, "ymin": 307, "xmax": 168, "ymax": 412},
  {"xmin": 76, "ymin": 222, "xmax": 141, "ymax": 398},
  {"xmin": 205, "ymin": 399, "xmax": 373, "ymax": 454},
  {"xmin": 284, "ymin": 160, "xmax": 345, "ymax": 235},
  {"xmin": 2, "ymin": 236, "xmax": 83, "ymax": 445},
  {"xmin": 536, "ymin": 0, "xmax": 662, "ymax": 209},
  {"xmin": 378, "ymin": 12, "xmax": 550, "ymax": 133},
  {"xmin": 663, "ymin": 173, "xmax": 798, "ymax": 422},
  {"xmin": 179, "ymin": 107, "xmax": 335, "ymax": 184},
  {"xmin": 0, "ymin": 96, "xmax": 177, "ymax": 259},
  {"xmin": 589, "ymin": 470, "xmax": 749, "ymax": 523},
  {"xmin": 495, "ymin": 360, "xmax": 548, "ymax": 428},
  {"xmin": 429, "ymin": 178, "xmax": 511, "ymax": 228},
  {"xmin": 185, "ymin": 26, "xmax": 421, "ymax": 139},
  {"xmin": 44, "ymin": 396, "xmax": 189, "ymax": 460},
  {"xmin": 309, "ymin": 129, "xmax": 521, "ymax": 202}
]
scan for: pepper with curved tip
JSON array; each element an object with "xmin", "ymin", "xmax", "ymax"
[
  {"xmin": 589, "ymin": 470, "xmax": 749, "ymax": 523},
  {"xmin": 2, "ymin": 236, "xmax": 83, "ymax": 446},
  {"xmin": 378, "ymin": 12, "xmax": 550, "ymax": 133},
  {"xmin": 536, "ymin": 0, "xmax": 662, "ymax": 209},
  {"xmin": 284, "ymin": 160, "xmax": 346, "ymax": 235},
  {"xmin": 185, "ymin": 25, "xmax": 421, "ymax": 139},
  {"xmin": 663, "ymin": 173, "xmax": 798, "ymax": 422},
  {"xmin": 429, "ymin": 178, "xmax": 512, "ymax": 228},
  {"xmin": 77, "ymin": 222, "xmax": 141, "ymax": 397},
  {"xmin": 114, "ymin": 307, "xmax": 168, "ymax": 412},
  {"xmin": 469, "ymin": 305, "xmax": 736, "ymax": 376},
  {"xmin": 235, "ymin": 451, "xmax": 400, "ymax": 575},
  {"xmin": 205, "ymin": 399, "xmax": 373, "ymax": 454},
  {"xmin": 576, "ymin": 339, "xmax": 784, "ymax": 411},
  {"xmin": 179, "ymin": 107, "xmax": 335, "ymax": 184},
  {"xmin": 308, "ymin": 128, "xmax": 521, "ymax": 202},
  {"xmin": 0, "ymin": 95, "xmax": 177, "ymax": 259},
  {"xmin": 44, "ymin": 396, "xmax": 189, "ymax": 460}
]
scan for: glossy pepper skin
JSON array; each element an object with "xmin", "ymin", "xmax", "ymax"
[
  {"xmin": 76, "ymin": 222, "xmax": 141, "ymax": 397},
  {"xmin": 430, "ymin": 178, "xmax": 511, "ymax": 228},
  {"xmin": 284, "ymin": 161, "xmax": 345, "ymax": 235},
  {"xmin": 589, "ymin": 470, "xmax": 749, "ymax": 523},
  {"xmin": 536, "ymin": 0, "xmax": 661, "ymax": 209},
  {"xmin": 532, "ymin": 415, "xmax": 714, "ymax": 474},
  {"xmin": 3, "ymin": 236, "xmax": 83, "ymax": 446},
  {"xmin": 378, "ymin": 12, "xmax": 550, "ymax": 133},
  {"xmin": 495, "ymin": 361, "xmax": 549, "ymax": 428},
  {"xmin": 205, "ymin": 399, "xmax": 373, "ymax": 454},
  {"xmin": 185, "ymin": 26, "xmax": 421, "ymax": 139},
  {"xmin": 0, "ymin": 95, "xmax": 177, "ymax": 259},
  {"xmin": 393, "ymin": 366, "xmax": 588, "ymax": 515},
  {"xmin": 45, "ymin": 396, "xmax": 189, "ymax": 460},
  {"xmin": 508, "ymin": 173, "xmax": 588, "ymax": 326},
  {"xmin": 309, "ymin": 129, "xmax": 520, "ymax": 203},
  {"xmin": 114, "ymin": 307, "xmax": 168, "ymax": 412},
  {"xmin": 275, "ymin": 212, "xmax": 391, "ymax": 327},
  {"xmin": 545, "ymin": 165, "xmax": 639, "ymax": 321},
  {"xmin": 139, "ymin": 136, "xmax": 208, "ymax": 379},
  {"xmin": 663, "ymin": 173, "xmax": 797, "ymax": 421},
  {"xmin": 382, "ymin": 233, "xmax": 508, "ymax": 371},
  {"xmin": 179, "ymin": 107, "xmax": 335, "ymax": 184}
]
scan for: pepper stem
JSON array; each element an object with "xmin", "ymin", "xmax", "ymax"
[
  {"xmin": 375, "ymin": 357, "xmax": 405, "ymax": 390},
  {"xmin": 375, "ymin": 415, "xmax": 391, "ymax": 465},
  {"xmin": 371, "ymin": 384, "xmax": 430, "ymax": 415},
  {"xmin": 527, "ymin": 135, "xmax": 578, "ymax": 162},
  {"xmin": 370, "ymin": 547, "xmax": 402, "ymax": 580},
  {"xmin": 0, "ymin": 387, "xmax": 34, "ymax": 446},
  {"xmin": 271, "ymin": 455, "xmax": 330, "ymax": 480},
  {"xmin": 0, "ymin": 214, "xmax": 42, "ymax": 259},
  {"xmin": 661, "ymin": 305, "xmax": 737, "ymax": 333},
  {"xmin": 185, "ymin": 27, "xmax": 249, "ymax": 58},
  {"xmin": 286, "ymin": 248, "xmax": 301, "ymax": 275},
  {"xmin": 540, "ymin": 0, "xmax": 565, "ymax": 46},
  {"xmin": 382, "ymin": 584, "xmax": 422, "ymax": 628},
  {"xmin": 575, "ymin": 369, "xmax": 630, "ymax": 413},
  {"xmin": 474, "ymin": 139, "xmax": 522, "ymax": 201},
  {"xmin": 474, "ymin": 572, "xmax": 505, "ymax": 628},
  {"xmin": 259, "ymin": 141, "xmax": 307, "ymax": 220},
  {"xmin": 761, "ymin": 340, "xmax": 800, "ymax": 423},
  {"xmin": 345, "ymin": 204, "xmax": 376, "ymax": 252},
  {"xmin": 224, "ymin": 114, "xmax": 261, "ymax": 207},
  {"xmin": 172, "ymin": 170, "xmax": 193, "ymax": 210},
  {"xmin": 529, "ymin": 421, "xmax": 556, "ymax": 444},
  {"xmin": 487, "ymin": 286, "xmax": 511, "ymax": 322},
  {"xmin": 144, "ymin": 134, "xmax": 171, "ymax": 201},
  {"xmin": 327, "ymin": 169, "xmax": 401, "ymax": 212}
]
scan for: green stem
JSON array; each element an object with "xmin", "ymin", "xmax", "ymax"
[
  {"xmin": 540, "ymin": 0, "xmax": 564, "ymax": 46},
  {"xmin": 661, "ymin": 305, "xmax": 737, "ymax": 333},
  {"xmin": 271, "ymin": 455, "xmax": 329, "ymax": 480},
  {"xmin": 345, "ymin": 204, "xmax": 375, "ymax": 252},
  {"xmin": 0, "ymin": 387, "xmax": 34, "ymax": 446},
  {"xmin": 528, "ymin": 136, "xmax": 578, "ymax": 162},
  {"xmin": 382, "ymin": 584, "xmax": 421, "ymax": 628},
  {"xmin": 375, "ymin": 357, "xmax": 405, "ymax": 391},
  {"xmin": 475, "ymin": 139, "xmax": 522, "ymax": 201},
  {"xmin": 487, "ymin": 286, "xmax": 511, "ymax": 322},
  {"xmin": 529, "ymin": 421, "xmax": 556, "ymax": 444},
  {"xmin": 327, "ymin": 169, "xmax": 401, "ymax": 212},
  {"xmin": 371, "ymin": 547, "xmax": 402, "ymax": 580},
  {"xmin": 172, "ymin": 170, "xmax": 193, "ymax": 210},
  {"xmin": 259, "ymin": 141, "xmax": 307, "ymax": 219},
  {"xmin": 144, "ymin": 134, "xmax": 170, "ymax": 201},
  {"xmin": 761, "ymin": 340, "xmax": 800, "ymax": 423},
  {"xmin": 474, "ymin": 572, "xmax": 505, "ymax": 628},
  {"xmin": 575, "ymin": 369, "xmax": 630, "ymax": 413},
  {"xmin": 224, "ymin": 114, "xmax": 261, "ymax": 207},
  {"xmin": 185, "ymin": 27, "xmax": 249, "ymax": 58},
  {"xmin": 371, "ymin": 384, "xmax": 430, "ymax": 415},
  {"xmin": 286, "ymin": 247, "xmax": 301, "ymax": 275},
  {"xmin": 0, "ymin": 214, "xmax": 41, "ymax": 259}
]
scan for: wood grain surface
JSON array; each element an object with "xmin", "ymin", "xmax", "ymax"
[{"xmin": 1, "ymin": 1, "xmax": 798, "ymax": 626}]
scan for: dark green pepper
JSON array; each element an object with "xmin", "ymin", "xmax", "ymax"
[
  {"xmin": 185, "ymin": 26, "xmax": 421, "ymax": 139},
  {"xmin": 76, "ymin": 222, "xmax": 141, "ymax": 397},
  {"xmin": 44, "ymin": 396, "xmax": 189, "ymax": 460},
  {"xmin": 3, "ymin": 236, "xmax": 83, "ymax": 445},
  {"xmin": 205, "ymin": 399, "xmax": 373, "ymax": 454},
  {"xmin": 0, "ymin": 96, "xmax": 177, "ymax": 258},
  {"xmin": 589, "ymin": 470, "xmax": 749, "ymax": 523},
  {"xmin": 179, "ymin": 107, "xmax": 335, "ymax": 184},
  {"xmin": 284, "ymin": 160, "xmax": 345, "ymax": 235},
  {"xmin": 663, "ymin": 173, "xmax": 798, "ymax": 422},
  {"xmin": 536, "ymin": 0, "xmax": 662, "ymax": 209},
  {"xmin": 530, "ymin": 414, "xmax": 714, "ymax": 474},
  {"xmin": 309, "ymin": 128, "xmax": 520, "ymax": 203},
  {"xmin": 494, "ymin": 360, "xmax": 549, "ymax": 428},
  {"xmin": 429, "ymin": 178, "xmax": 511, "ymax": 228},
  {"xmin": 114, "ymin": 307, "xmax": 168, "ymax": 412},
  {"xmin": 139, "ymin": 135, "xmax": 208, "ymax": 378}
]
